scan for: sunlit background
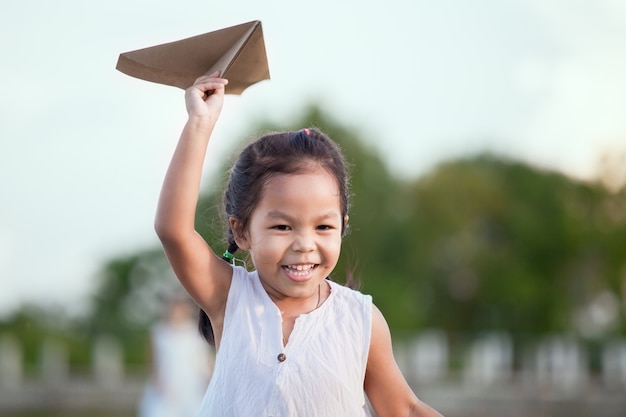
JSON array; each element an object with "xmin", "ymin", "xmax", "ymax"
[{"xmin": 1, "ymin": 1, "xmax": 626, "ymax": 416}]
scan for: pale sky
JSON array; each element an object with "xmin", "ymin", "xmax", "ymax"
[{"xmin": 1, "ymin": 0, "xmax": 625, "ymax": 317}]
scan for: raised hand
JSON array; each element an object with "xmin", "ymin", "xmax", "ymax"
[{"xmin": 184, "ymin": 71, "xmax": 229, "ymax": 125}]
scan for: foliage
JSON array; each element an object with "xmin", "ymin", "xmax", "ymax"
[
  {"xmin": 0, "ymin": 305, "xmax": 91, "ymax": 373},
  {"xmin": 3, "ymin": 104, "xmax": 625, "ymax": 370},
  {"xmin": 402, "ymin": 155, "xmax": 625, "ymax": 338}
]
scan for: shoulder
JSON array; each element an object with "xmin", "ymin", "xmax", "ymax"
[
  {"xmin": 370, "ymin": 304, "xmax": 390, "ymax": 340},
  {"xmin": 325, "ymin": 280, "xmax": 373, "ymax": 344},
  {"xmin": 224, "ymin": 266, "xmax": 267, "ymax": 309},
  {"xmin": 229, "ymin": 265, "xmax": 262, "ymax": 292},
  {"xmin": 327, "ymin": 281, "xmax": 372, "ymax": 322},
  {"xmin": 327, "ymin": 279, "xmax": 372, "ymax": 308}
]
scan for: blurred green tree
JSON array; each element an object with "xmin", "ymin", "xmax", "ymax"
[
  {"xmin": 402, "ymin": 154, "xmax": 625, "ymax": 340},
  {"xmin": 4, "ymin": 105, "xmax": 625, "ymax": 371}
]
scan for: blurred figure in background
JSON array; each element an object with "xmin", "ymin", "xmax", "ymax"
[{"xmin": 139, "ymin": 292, "xmax": 214, "ymax": 417}]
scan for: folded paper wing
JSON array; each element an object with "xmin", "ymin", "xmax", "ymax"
[{"xmin": 116, "ymin": 20, "xmax": 270, "ymax": 94}]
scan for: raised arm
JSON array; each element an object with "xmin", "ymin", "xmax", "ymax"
[
  {"xmin": 365, "ymin": 305, "xmax": 444, "ymax": 417},
  {"xmin": 154, "ymin": 73, "xmax": 233, "ymax": 326}
]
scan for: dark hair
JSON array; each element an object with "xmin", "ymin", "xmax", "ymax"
[{"xmin": 198, "ymin": 128, "xmax": 351, "ymax": 344}]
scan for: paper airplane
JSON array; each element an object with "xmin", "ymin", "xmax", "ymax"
[{"xmin": 116, "ymin": 20, "xmax": 270, "ymax": 94}]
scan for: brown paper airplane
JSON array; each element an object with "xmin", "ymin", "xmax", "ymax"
[{"xmin": 116, "ymin": 20, "xmax": 270, "ymax": 94}]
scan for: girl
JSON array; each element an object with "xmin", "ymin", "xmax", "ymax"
[{"xmin": 154, "ymin": 72, "xmax": 443, "ymax": 417}]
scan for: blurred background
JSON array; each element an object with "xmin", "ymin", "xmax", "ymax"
[{"xmin": 1, "ymin": 1, "xmax": 625, "ymax": 416}]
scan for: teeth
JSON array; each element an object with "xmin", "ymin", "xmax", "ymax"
[
  {"xmin": 287, "ymin": 264, "xmax": 314, "ymax": 271},
  {"xmin": 284, "ymin": 264, "xmax": 316, "ymax": 277}
]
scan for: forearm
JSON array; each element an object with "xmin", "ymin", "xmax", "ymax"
[
  {"xmin": 408, "ymin": 400, "xmax": 444, "ymax": 417},
  {"xmin": 155, "ymin": 117, "xmax": 215, "ymax": 239}
]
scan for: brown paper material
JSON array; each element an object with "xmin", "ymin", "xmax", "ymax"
[{"xmin": 116, "ymin": 20, "xmax": 270, "ymax": 94}]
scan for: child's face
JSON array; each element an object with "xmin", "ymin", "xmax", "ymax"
[{"xmin": 235, "ymin": 167, "xmax": 344, "ymax": 301}]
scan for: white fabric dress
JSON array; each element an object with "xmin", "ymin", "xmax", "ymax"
[{"xmin": 197, "ymin": 265, "xmax": 373, "ymax": 417}]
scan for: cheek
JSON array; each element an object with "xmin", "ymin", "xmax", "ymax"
[
  {"xmin": 322, "ymin": 235, "xmax": 343, "ymax": 256},
  {"xmin": 249, "ymin": 234, "xmax": 287, "ymax": 255}
]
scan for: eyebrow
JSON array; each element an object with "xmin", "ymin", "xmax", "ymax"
[{"xmin": 266, "ymin": 210, "xmax": 341, "ymax": 222}]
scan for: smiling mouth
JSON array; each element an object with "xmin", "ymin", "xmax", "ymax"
[{"xmin": 283, "ymin": 264, "xmax": 318, "ymax": 277}]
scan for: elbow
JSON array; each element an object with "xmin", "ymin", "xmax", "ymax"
[
  {"xmin": 153, "ymin": 216, "xmax": 167, "ymax": 239},
  {"xmin": 154, "ymin": 216, "xmax": 195, "ymax": 248},
  {"xmin": 154, "ymin": 206, "xmax": 181, "ymax": 241},
  {"xmin": 154, "ymin": 218, "xmax": 179, "ymax": 244}
]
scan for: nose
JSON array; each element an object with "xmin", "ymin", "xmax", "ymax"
[{"xmin": 292, "ymin": 230, "xmax": 315, "ymax": 253}]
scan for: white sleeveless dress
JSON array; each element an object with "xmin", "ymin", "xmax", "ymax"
[{"xmin": 197, "ymin": 265, "xmax": 373, "ymax": 417}]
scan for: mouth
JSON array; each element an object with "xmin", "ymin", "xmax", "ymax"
[{"xmin": 282, "ymin": 264, "xmax": 318, "ymax": 281}]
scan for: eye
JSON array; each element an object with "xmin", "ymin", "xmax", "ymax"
[
  {"xmin": 272, "ymin": 225, "xmax": 291, "ymax": 231},
  {"xmin": 316, "ymin": 224, "xmax": 334, "ymax": 231}
]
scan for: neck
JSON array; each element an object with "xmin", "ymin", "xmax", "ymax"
[{"xmin": 271, "ymin": 282, "xmax": 322, "ymax": 317}]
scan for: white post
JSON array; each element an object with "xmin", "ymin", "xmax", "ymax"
[
  {"xmin": 40, "ymin": 339, "xmax": 68, "ymax": 383},
  {"xmin": 0, "ymin": 335, "xmax": 23, "ymax": 389},
  {"xmin": 535, "ymin": 334, "xmax": 586, "ymax": 391},
  {"xmin": 602, "ymin": 338, "xmax": 626, "ymax": 387},
  {"xmin": 464, "ymin": 332, "xmax": 512, "ymax": 385},
  {"xmin": 410, "ymin": 329, "xmax": 448, "ymax": 384},
  {"xmin": 93, "ymin": 335, "xmax": 123, "ymax": 387}
]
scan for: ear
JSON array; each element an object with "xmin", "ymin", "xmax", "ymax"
[
  {"xmin": 229, "ymin": 217, "xmax": 250, "ymax": 250},
  {"xmin": 342, "ymin": 215, "xmax": 350, "ymax": 234}
]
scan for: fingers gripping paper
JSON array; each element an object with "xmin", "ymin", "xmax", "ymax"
[{"xmin": 116, "ymin": 20, "xmax": 270, "ymax": 94}]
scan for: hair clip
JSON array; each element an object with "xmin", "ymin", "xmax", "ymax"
[
  {"xmin": 222, "ymin": 249, "xmax": 247, "ymax": 269},
  {"xmin": 290, "ymin": 129, "xmax": 311, "ymax": 142}
]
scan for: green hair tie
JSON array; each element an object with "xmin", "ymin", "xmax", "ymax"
[{"xmin": 222, "ymin": 250, "xmax": 234, "ymax": 260}]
